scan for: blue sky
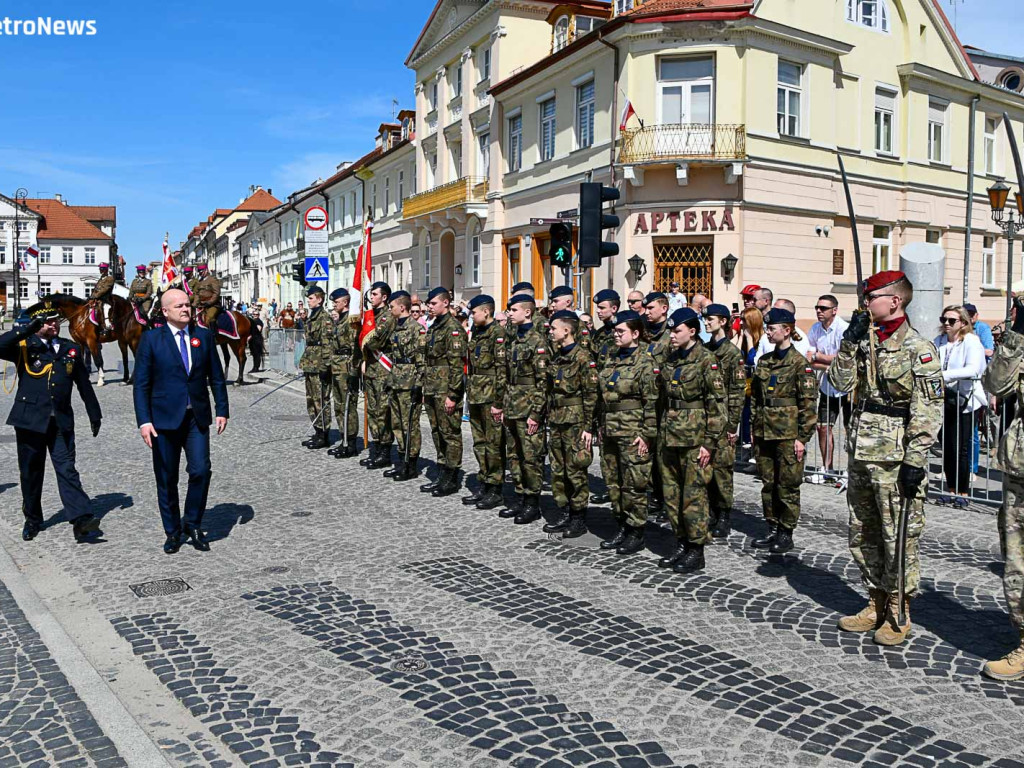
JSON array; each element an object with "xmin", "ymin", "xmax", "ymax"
[{"xmin": 0, "ymin": 0, "xmax": 1020, "ymax": 264}]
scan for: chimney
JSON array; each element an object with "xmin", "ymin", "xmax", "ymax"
[
  {"xmin": 54, "ymin": 193, "xmax": 62, "ymax": 203},
  {"xmin": 267, "ymin": 188, "xmax": 272, "ymax": 196}
]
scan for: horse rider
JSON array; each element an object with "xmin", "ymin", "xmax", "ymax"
[
  {"xmin": 129, "ymin": 264, "xmax": 154, "ymax": 320},
  {"xmin": 195, "ymin": 263, "xmax": 222, "ymax": 329},
  {"xmin": 91, "ymin": 262, "xmax": 116, "ymax": 339}
]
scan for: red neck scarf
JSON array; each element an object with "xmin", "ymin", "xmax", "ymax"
[{"xmin": 875, "ymin": 315, "xmax": 907, "ymax": 342}]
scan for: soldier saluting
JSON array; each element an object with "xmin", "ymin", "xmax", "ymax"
[{"xmin": 827, "ymin": 270, "xmax": 943, "ymax": 646}]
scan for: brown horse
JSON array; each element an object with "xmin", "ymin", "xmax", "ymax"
[
  {"xmin": 44, "ymin": 293, "xmax": 134, "ymax": 386},
  {"xmin": 196, "ymin": 307, "xmax": 257, "ymax": 385}
]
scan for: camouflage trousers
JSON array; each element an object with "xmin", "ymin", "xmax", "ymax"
[
  {"xmin": 998, "ymin": 475, "xmax": 1024, "ymax": 631},
  {"xmin": 601, "ymin": 435, "xmax": 651, "ymax": 528},
  {"xmin": 363, "ymin": 375, "xmax": 393, "ymax": 446},
  {"xmin": 469, "ymin": 403, "xmax": 504, "ymax": 485},
  {"xmin": 549, "ymin": 423, "xmax": 591, "ymax": 512},
  {"xmin": 423, "ymin": 395, "xmax": 463, "ymax": 469},
  {"xmin": 708, "ymin": 440, "xmax": 735, "ymax": 516},
  {"xmin": 847, "ymin": 459, "xmax": 925, "ymax": 597},
  {"xmin": 329, "ymin": 373, "xmax": 360, "ymax": 438},
  {"xmin": 304, "ymin": 372, "xmax": 332, "ymax": 432},
  {"xmin": 506, "ymin": 418, "xmax": 545, "ymax": 496},
  {"xmin": 389, "ymin": 389, "xmax": 422, "ymax": 461},
  {"xmin": 755, "ymin": 439, "xmax": 804, "ymax": 530},
  {"xmin": 660, "ymin": 446, "xmax": 711, "ymax": 544}
]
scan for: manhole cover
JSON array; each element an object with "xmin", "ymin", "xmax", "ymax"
[
  {"xmin": 390, "ymin": 655, "xmax": 428, "ymax": 673},
  {"xmin": 291, "ymin": 511, "xmax": 312, "ymax": 518},
  {"xmin": 129, "ymin": 578, "xmax": 192, "ymax": 598},
  {"xmin": 0, "ymin": 435, "xmax": 15, "ymax": 444},
  {"xmin": 263, "ymin": 566, "xmax": 290, "ymax": 574},
  {"xmin": 272, "ymin": 414, "xmax": 311, "ymax": 422}
]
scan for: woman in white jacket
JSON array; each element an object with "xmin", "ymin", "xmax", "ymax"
[{"xmin": 935, "ymin": 305, "xmax": 987, "ymax": 496}]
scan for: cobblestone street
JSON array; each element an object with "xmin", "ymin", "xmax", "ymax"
[{"xmin": 2, "ymin": 372, "xmax": 1024, "ymax": 768}]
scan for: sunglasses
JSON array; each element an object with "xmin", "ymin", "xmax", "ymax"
[
  {"xmin": 940, "ymin": 317, "xmax": 960, "ymax": 326},
  {"xmin": 814, "ymin": 305, "xmax": 836, "ymax": 312}
]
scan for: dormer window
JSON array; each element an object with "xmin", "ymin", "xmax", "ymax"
[
  {"xmin": 846, "ymin": 0, "xmax": 889, "ymax": 32},
  {"xmin": 575, "ymin": 16, "xmax": 603, "ymax": 35},
  {"xmin": 553, "ymin": 15, "xmax": 569, "ymax": 52},
  {"xmin": 615, "ymin": 0, "xmax": 634, "ymax": 15}
]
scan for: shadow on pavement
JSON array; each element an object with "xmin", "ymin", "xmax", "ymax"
[
  {"xmin": 204, "ymin": 503, "xmax": 255, "ymax": 543},
  {"xmin": 43, "ymin": 492, "xmax": 134, "ymax": 529},
  {"xmin": 0, "ymin": 483, "xmax": 15, "ymax": 495}
]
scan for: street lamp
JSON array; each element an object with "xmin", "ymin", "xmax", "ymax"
[
  {"xmin": 628, "ymin": 253, "xmax": 647, "ymax": 282},
  {"xmin": 12, "ymin": 188, "xmax": 27, "ymax": 315},
  {"xmin": 721, "ymin": 252, "xmax": 739, "ymax": 284},
  {"xmin": 988, "ymin": 180, "xmax": 1024, "ymax": 315}
]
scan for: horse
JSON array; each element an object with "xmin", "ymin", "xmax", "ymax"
[
  {"xmin": 196, "ymin": 307, "xmax": 258, "ymax": 386},
  {"xmin": 44, "ymin": 293, "xmax": 133, "ymax": 387}
]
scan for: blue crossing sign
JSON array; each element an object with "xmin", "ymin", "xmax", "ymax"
[{"xmin": 304, "ymin": 256, "xmax": 328, "ymax": 281}]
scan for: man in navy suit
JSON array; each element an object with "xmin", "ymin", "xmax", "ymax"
[{"xmin": 133, "ymin": 288, "xmax": 229, "ymax": 554}]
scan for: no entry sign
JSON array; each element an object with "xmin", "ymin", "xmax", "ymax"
[{"xmin": 304, "ymin": 206, "xmax": 328, "ymax": 231}]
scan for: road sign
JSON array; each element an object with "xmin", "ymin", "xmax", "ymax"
[
  {"xmin": 304, "ymin": 256, "xmax": 329, "ymax": 281},
  {"xmin": 304, "ymin": 239, "xmax": 328, "ymax": 257},
  {"xmin": 304, "ymin": 206, "xmax": 328, "ymax": 231},
  {"xmin": 530, "ymin": 218, "xmax": 566, "ymax": 226},
  {"xmin": 557, "ymin": 208, "xmax": 578, "ymax": 219}
]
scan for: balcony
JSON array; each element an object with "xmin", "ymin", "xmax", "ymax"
[
  {"xmin": 402, "ymin": 177, "xmax": 488, "ymax": 222},
  {"xmin": 619, "ymin": 123, "xmax": 746, "ymax": 165}
]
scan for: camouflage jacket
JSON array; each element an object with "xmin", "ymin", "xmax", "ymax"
[
  {"xmin": 329, "ymin": 315, "xmax": 361, "ymax": 377},
  {"xmin": 707, "ymin": 336, "xmax": 746, "ymax": 433},
  {"xmin": 752, "ymin": 345, "xmax": 818, "ymax": 443},
  {"xmin": 298, "ymin": 306, "xmax": 332, "ymax": 373},
  {"xmin": 657, "ymin": 343, "xmax": 727, "ymax": 450},
  {"xmin": 466, "ymin": 321, "xmax": 507, "ymax": 406},
  {"xmin": 389, "ymin": 317, "xmax": 426, "ymax": 392},
  {"xmin": 827, "ymin": 319, "xmax": 942, "ymax": 468},
  {"xmin": 129, "ymin": 278, "xmax": 152, "ymax": 302},
  {"xmin": 503, "ymin": 322, "xmax": 548, "ymax": 421},
  {"xmin": 597, "ymin": 346, "xmax": 658, "ymax": 441},
  {"xmin": 422, "ymin": 312, "xmax": 466, "ymax": 400},
  {"xmin": 546, "ymin": 342, "xmax": 598, "ymax": 428},
  {"xmin": 361, "ymin": 306, "xmax": 394, "ymax": 381},
  {"xmin": 643, "ymin": 323, "xmax": 672, "ymax": 368},
  {"xmin": 196, "ymin": 276, "xmax": 221, "ymax": 305},
  {"xmin": 983, "ymin": 329, "xmax": 1024, "ymax": 478},
  {"xmin": 92, "ymin": 275, "xmax": 115, "ymax": 300},
  {"xmin": 590, "ymin": 322, "xmax": 616, "ymax": 370}
]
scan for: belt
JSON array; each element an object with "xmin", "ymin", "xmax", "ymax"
[
  {"xmin": 336, "ymin": 348, "xmax": 353, "ymax": 356},
  {"xmin": 469, "ymin": 366, "xmax": 495, "ymax": 374},
  {"xmin": 513, "ymin": 376, "xmax": 536, "ymax": 386},
  {"xmin": 392, "ymin": 357, "xmax": 415, "ymax": 364},
  {"xmin": 552, "ymin": 397, "xmax": 582, "ymax": 408},
  {"xmin": 605, "ymin": 401, "xmax": 642, "ymax": 413},
  {"xmin": 306, "ymin": 342, "xmax": 321, "ymax": 347},
  {"xmin": 860, "ymin": 401, "xmax": 910, "ymax": 419},
  {"xmin": 765, "ymin": 397, "xmax": 797, "ymax": 407},
  {"xmin": 668, "ymin": 398, "xmax": 703, "ymax": 410}
]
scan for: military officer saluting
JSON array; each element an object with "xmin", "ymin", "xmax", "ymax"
[
  {"xmin": 383, "ymin": 291, "xmax": 426, "ymax": 482},
  {"xmin": 419, "ymin": 287, "xmax": 467, "ymax": 497},
  {"xmin": 129, "ymin": 264, "xmax": 154, "ymax": 319},
  {"xmin": 0, "ymin": 302, "xmax": 103, "ymax": 543},
  {"xmin": 326, "ymin": 288, "xmax": 362, "ymax": 459},
  {"xmin": 463, "ymin": 294, "xmax": 507, "ymax": 511},
  {"xmin": 298, "ymin": 285, "xmax": 332, "ymax": 449}
]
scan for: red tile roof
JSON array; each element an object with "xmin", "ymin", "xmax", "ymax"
[
  {"xmin": 928, "ymin": 0, "xmax": 980, "ymax": 81},
  {"xmin": 624, "ymin": 0, "xmax": 752, "ymax": 21},
  {"xmin": 235, "ymin": 188, "xmax": 282, "ymax": 212},
  {"xmin": 24, "ymin": 199, "xmax": 112, "ymax": 241},
  {"xmin": 68, "ymin": 205, "xmax": 116, "ymax": 224}
]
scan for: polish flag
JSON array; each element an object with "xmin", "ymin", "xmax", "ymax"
[
  {"xmin": 619, "ymin": 100, "xmax": 640, "ymax": 132},
  {"xmin": 160, "ymin": 237, "xmax": 178, "ymax": 287}
]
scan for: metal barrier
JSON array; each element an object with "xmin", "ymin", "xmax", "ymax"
[{"xmin": 265, "ymin": 328, "xmax": 306, "ymax": 375}]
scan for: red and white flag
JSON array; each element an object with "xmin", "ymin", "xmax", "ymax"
[
  {"xmin": 160, "ymin": 237, "xmax": 178, "ymax": 287},
  {"xmin": 21, "ymin": 243, "xmax": 39, "ymax": 269},
  {"xmin": 619, "ymin": 100, "xmax": 640, "ymax": 132},
  {"xmin": 353, "ymin": 213, "xmax": 376, "ymax": 341}
]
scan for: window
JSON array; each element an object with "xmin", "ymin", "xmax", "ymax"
[
  {"xmin": 553, "ymin": 16, "xmax": 569, "ymax": 52},
  {"xmin": 928, "ymin": 98, "xmax": 947, "ymax": 163},
  {"xmin": 349, "ymin": 192, "xmax": 357, "ymax": 224},
  {"xmin": 470, "ymin": 233, "xmax": 481, "ymax": 285},
  {"xmin": 985, "ymin": 116, "xmax": 999, "ymax": 175},
  {"xmin": 85, "ymin": 247, "xmax": 96, "ymax": 265},
  {"xmin": 62, "ymin": 247, "xmax": 73, "ymax": 264},
  {"xmin": 455, "ymin": 65, "xmax": 463, "ymax": 98},
  {"xmin": 0, "ymin": 246, "xmax": 5, "ymax": 263},
  {"xmin": 19, "ymin": 280, "xmax": 28, "ymax": 300},
  {"xmin": 452, "ymin": 143, "xmax": 463, "ymax": 177},
  {"xmin": 39, "ymin": 246, "xmax": 50, "ymax": 264},
  {"xmin": 576, "ymin": 16, "xmax": 602, "ymax": 35},
  {"xmin": 508, "ymin": 114, "xmax": 523, "ymax": 172},
  {"xmin": 872, "ymin": 225, "xmax": 892, "ymax": 272},
  {"xmin": 422, "ymin": 236, "xmax": 432, "ymax": 289},
  {"xmin": 1000, "ymin": 69, "xmax": 1023, "ymax": 93},
  {"xmin": 62, "ymin": 282, "xmax": 74, "ymax": 296},
  {"xmin": 926, "ymin": 230, "xmax": 941, "ymax": 245},
  {"xmin": 431, "ymin": 80, "xmax": 439, "ymax": 111},
  {"xmin": 659, "ymin": 57, "xmax": 713, "ymax": 126},
  {"xmin": 398, "ymin": 170, "xmax": 405, "ymax": 208},
  {"xmin": 539, "ymin": 97, "xmax": 556, "ymax": 161},
  {"xmin": 340, "ymin": 195, "xmax": 346, "ymax": 227},
  {"xmin": 576, "ymin": 81, "xmax": 595, "ymax": 149},
  {"xmin": 615, "ymin": 0, "xmax": 634, "ymax": 14},
  {"xmin": 371, "ymin": 184, "xmax": 377, "ymax": 217},
  {"xmin": 507, "ymin": 241, "xmax": 521, "ymax": 285},
  {"xmin": 481, "ymin": 47, "xmax": 491, "ymax": 81},
  {"xmin": 39, "ymin": 281, "xmax": 50, "ymax": 296},
  {"xmin": 847, "ymin": 0, "xmax": 889, "ymax": 31},
  {"xmin": 16, "ymin": 220, "xmax": 30, "ymax": 232},
  {"xmin": 427, "ymin": 153, "xmax": 437, "ymax": 189},
  {"xmin": 396, "ymin": 263, "xmax": 403, "ymax": 289},
  {"xmin": 478, "ymin": 132, "xmax": 490, "ymax": 178},
  {"xmin": 384, "ymin": 177, "xmax": 391, "ymax": 214},
  {"xmin": 381, "ymin": 265, "xmax": 389, "ymax": 284},
  {"xmin": 982, "ymin": 235, "xmax": 996, "ymax": 287},
  {"xmin": 777, "ymin": 61, "xmax": 803, "ymax": 137},
  {"xmin": 874, "ymin": 88, "xmax": 896, "ymax": 155}
]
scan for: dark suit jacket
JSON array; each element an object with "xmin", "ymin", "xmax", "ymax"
[
  {"xmin": 133, "ymin": 324, "xmax": 229, "ymax": 430},
  {"xmin": 0, "ymin": 330, "xmax": 101, "ymax": 433}
]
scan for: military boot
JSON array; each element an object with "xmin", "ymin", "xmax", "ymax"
[
  {"xmin": 370, "ymin": 445, "xmax": 393, "ymax": 469},
  {"xmin": 873, "ymin": 596, "xmax": 911, "ymax": 646},
  {"xmin": 769, "ymin": 526, "xmax": 794, "ymax": 554},
  {"xmin": 345, "ymin": 435, "xmax": 360, "ymax": 458},
  {"xmin": 658, "ymin": 542, "xmax": 687, "ymax": 569},
  {"xmin": 982, "ymin": 638, "xmax": 1024, "ymax": 681},
  {"xmin": 615, "ymin": 525, "xmax": 646, "ymax": 555},
  {"xmin": 600, "ymin": 525, "xmax": 627, "ymax": 550},
  {"xmin": 514, "ymin": 495, "xmax": 542, "ymax": 525},
  {"xmin": 301, "ymin": 431, "xmax": 318, "ymax": 448},
  {"xmin": 499, "ymin": 494, "xmax": 525, "ymax": 519},
  {"xmin": 432, "ymin": 468, "xmax": 460, "ymax": 497},
  {"xmin": 838, "ymin": 589, "xmax": 888, "ymax": 633},
  {"xmin": 752, "ymin": 522, "xmax": 778, "ymax": 549},
  {"xmin": 383, "ymin": 461, "xmax": 405, "ymax": 479},
  {"xmin": 591, "ymin": 489, "xmax": 610, "ymax": 505},
  {"xmin": 673, "ymin": 543, "xmax": 705, "ymax": 574},
  {"xmin": 476, "ymin": 484, "xmax": 503, "ymax": 510},
  {"xmin": 563, "ymin": 510, "xmax": 587, "ymax": 538},
  {"xmin": 360, "ymin": 443, "xmax": 377, "ymax": 467},
  {"xmin": 542, "ymin": 507, "xmax": 570, "ymax": 533},
  {"xmin": 463, "ymin": 484, "xmax": 486, "ymax": 506},
  {"xmin": 711, "ymin": 508, "xmax": 732, "ymax": 540},
  {"xmin": 420, "ymin": 469, "xmax": 442, "ymax": 493},
  {"xmin": 306, "ymin": 429, "xmax": 328, "ymax": 450},
  {"xmin": 397, "ymin": 457, "xmax": 419, "ymax": 481}
]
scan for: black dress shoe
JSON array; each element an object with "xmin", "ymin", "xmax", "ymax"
[
  {"xmin": 163, "ymin": 534, "xmax": 181, "ymax": 554},
  {"xmin": 514, "ymin": 497, "xmax": 541, "ymax": 525},
  {"xmin": 463, "ymin": 485, "xmax": 486, "ymax": 505},
  {"xmin": 22, "ymin": 520, "xmax": 41, "ymax": 542},
  {"xmin": 383, "ymin": 462, "xmax": 405, "ymax": 479},
  {"xmin": 72, "ymin": 515, "xmax": 101, "ymax": 542},
  {"xmin": 183, "ymin": 526, "xmax": 210, "ymax": 551},
  {"xmin": 421, "ymin": 469, "xmax": 444, "ymax": 493},
  {"xmin": 370, "ymin": 446, "xmax": 393, "ymax": 468}
]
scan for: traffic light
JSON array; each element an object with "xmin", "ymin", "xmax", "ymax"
[
  {"xmin": 578, "ymin": 182, "xmax": 620, "ymax": 268},
  {"xmin": 291, "ymin": 262, "xmax": 306, "ymax": 285},
  {"xmin": 549, "ymin": 222, "xmax": 573, "ymax": 267}
]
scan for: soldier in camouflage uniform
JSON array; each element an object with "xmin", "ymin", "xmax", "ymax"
[
  {"xmin": 463, "ymin": 294, "xmax": 507, "ymax": 510},
  {"xmin": 360, "ymin": 281, "xmax": 394, "ymax": 469},
  {"xmin": 298, "ymin": 285, "xmax": 332, "ymax": 450},
  {"xmin": 419, "ymin": 287, "xmax": 466, "ymax": 497},
  {"xmin": 325, "ymin": 288, "xmax": 362, "ymax": 459},
  {"xmin": 589, "ymin": 289, "xmax": 620, "ymax": 505},
  {"xmin": 704, "ymin": 303, "xmax": 746, "ymax": 538},
  {"xmin": 542, "ymin": 310, "xmax": 598, "ymax": 538},
  {"xmin": 750, "ymin": 307, "xmax": 818, "ymax": 554},
  {"xmin": 656, "ymin": 308, "xmax": 727, "ymax": 572},
  {"xmin": 827, "ymin": 270, "xmax": 943, "ymax": 646},
  {"xmin": 129, "ymin": 265, "xmax": 154, "ymax": 319},
  {"xmin": 981, "ymin": 296, "xmax": 1024, "ymax": 680},
  {"xmin": 500, "ymin": 294, "xmax": 548, "ymax": 523},
  {"xmin": 91, "ymin": 263, "xmax": 116, "ymax": 338},
  {"xmin": 644, "ymin": 292, "xmax": 672, "ymax": 520},
  {"xmin": 597, "ymin": 310, "xmax": 659, "ymax": 555},
  {"xmin": 380, "ymin": 291, "xmax": 425, "ymax": 482}
]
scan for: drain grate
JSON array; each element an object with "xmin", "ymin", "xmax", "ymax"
[
  {"xmin": 263, "ymin": 565, "xmax": 290, "ymax": 574},
  {"xmin": 271, "ymin": 414, "xmax": 310, "ymax": 422},
  {"xmin": 129, "ymin": 578, "xmax": 192, "ymax": 598},
  {"xmin": 390, "ymin": 654, "xmax": 428, "ymax": 673},
  {"xmin": 290, "ymin": 511, "xmax": 312, "ymax": 518}
]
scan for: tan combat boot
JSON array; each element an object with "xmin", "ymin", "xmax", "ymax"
[
  {"xmin": 838, "ymin": 589, "xmax": 888, "ymax": 633},
  {"xmin": 982, "ymin": 638, "xmax": 1024, "ymax": 681},
  {"xmin": 873, "ymin": 596, "xmax": 911, "ymax": 646}
]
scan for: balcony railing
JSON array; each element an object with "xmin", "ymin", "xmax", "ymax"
[
  {"xmin": 618, "ymin": 124, "xmax": 746, "ymax": 165},
  {"xmin": 402, "ymin": 177, "xmax": 489, "ymax": 219}
]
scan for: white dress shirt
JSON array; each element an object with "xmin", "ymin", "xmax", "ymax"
[
  {"xmin": 935, "ymin": 333, "xmax": 987, "ymax": 413},
  {"xmin": 807, "ymin": 316, "xmax": 849, "ymax": 397},
  {"xmin": 168, "ymin": 323, "xmax": 193, "ymax": 370}
]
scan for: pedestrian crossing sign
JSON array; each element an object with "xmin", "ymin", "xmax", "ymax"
[{"xmin": 304, "ymin": 257, "xmax": 329, "ymax": 281}]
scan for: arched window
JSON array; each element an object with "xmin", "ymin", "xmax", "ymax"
[{"xmin": 553, "ymin": 16, "xmax": 569, "ymax": 51}]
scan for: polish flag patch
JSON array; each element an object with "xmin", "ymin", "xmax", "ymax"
[
  {"xmin": 452, "ymin": 330, "xmax": 460, "ymax": 336},
  {"xmin": 920, "ymin": 353, "xmax": 933, "ymax": 364},
  {"xmin": 496, "ymin": 337, "xmax": 505, "ymax": 343},
  {"xmin": 589, "ymin": 361, "xmax": 596, "ymax": 368},
  {"xmin": 711, "ymin": 363, "xmax": 718, "ymax": 370},
  {"xmin": 537, "ymin": 348, "xmax": 546, "ymax": 354}
]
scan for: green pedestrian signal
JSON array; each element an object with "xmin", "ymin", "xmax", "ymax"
[{"xmin": 549, "ymin": 222, "xmax": 573, "ymax": 268}]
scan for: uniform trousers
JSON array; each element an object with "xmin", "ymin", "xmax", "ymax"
[
  {"xmin": 423, "ymin": 395, "xmax": 462, "ymax": 468},
  {"xmin": 469, "ymin": 403, "xmax": 504, "ymax": 485},
  {"xmin": 754, "ymin": 439, "xmax": 803, "ymax": 530},
  {"xmin": 708, "ymin": 440, "xmax": 736, "ymax": 516},
  {"xmin": 330, "ymin": 373, "xmax": 360, "ymax": 437},
  {"xmin": 390, "ymin": 389, "xmax": 422, "ymax": 460},
  {"xmin": 304, "ymin": 372, "xmax": 332, "ymax": 432},
  {"xmin": 601, "ymin": 435, "xmax": 651, "ymax": 528},
  {"xmin": 548, "ymin": 423, "xmax": 590, "ymax": 512},
  {"xmin": 660, "ymin": 445, "xmax": 711, "ymax": 544},
  {"xmin": 1000, "ymin": 475, "xmax": 1024, "ymax": 634},
  {"xmin": 363, "ymin": 375, "xmax": 393, "ymax": 446},
  {"xmin": 16, "ymin": 419, "xmax": 90, "ymax": 526},
  {"xmin": 506, "ymin": 418, "xmax": 544, "ymax": 496}
]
